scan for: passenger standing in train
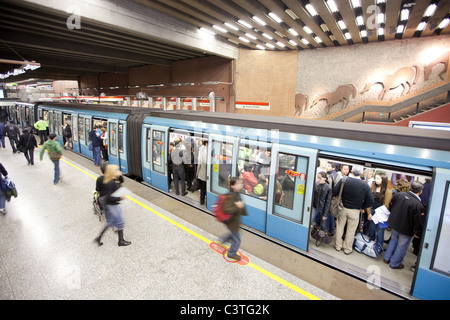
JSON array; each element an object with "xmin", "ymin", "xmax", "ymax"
[
  {"xmin": 312, "ymin": 171, "xmax": 332, "ymax": 230},
  {"xmin": 89, "ymin": 125, "xmax": 102, "ymax": 166},
  {"xmin": 219, "ymin": 177, "xmax": 247, "ymax": 261},
  {"xmin": 16, "ymin": 128, "xmax": 38, "ymax": 165},
  {"xmin": 0, "ymin": 162, "xmax": 8, "ymax": 214},
  {"xmin": 184, "ymin": 143, "xmax": 195, "ymax": 192},
  {"xmin": 100, "ymin": 127, "xmax": 108, "ymax": 161},
  {"xmin": 333, "ymin": 165, "xmax": 373, "ymax": 255},
  {"xmin": 326, "ymin": 162, "xmax": 340, "ymax": 188},
  {"xmin": 0, "ymin": 121, "xmax": 5, "ymax": 149},
  {"xmin": 384, "ymin": 181, "xmax": 424, "ymax": 269},
  {"xmin": 170, "ymin": 141, "xmax": 188, "ymax": 196},
  {"xmin": 63, "ymin": 120, "xmax": 73, "ymax": 150},
  {"xmin": 242, "ymin": 163, "xmax": 258, "ymax": 194},
  {"xmin": 34, "ymin": 117, "xmax": 48, "ymax": 145},
  {"xmin": 39, "ymin": 133, "xmax": 63, "ymax": 185},
  {"xmin": 93, "ymin": 164, "xmax": 131, "ymax": 247},
  {"xmin": 168, "ymin": 142, "xmax": 174, "ymax": 190},
  {"xmin": 197, "ymin": 139, "xmax": 208, "ymax": 205},
  {"xmin": 4, "ymin": 121, "xmax": 20, "ymax": 154},
  {"xmin": 366, "ymin": 172, "xmax": 392, "ymax": 251}
]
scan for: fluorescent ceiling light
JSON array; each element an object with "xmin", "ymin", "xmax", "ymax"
[
  {"xmin": 326, "ymin": 0, "xmax": 339, "ymax": 13},
  {"xmin": 245, "ymin": 33, "xmax": 256, "ymax": 40},
  {"xmin": 377, "ymin": 0, "xmax": 385, "ymax": 3},
  {"xmin": 344, "ymin": 32, "xmax": 351, "ymax": 40},
  {"xmin": 351, "ymin": 0, "xmax": 361, "ymax": 8},
  {"xmin": 356, "ymin": 16, "xmax": 364, "ymax": 26},
  {"xmin": 288, "ymin": 28, "xmax": 299, "ymax": 36},
  {"xmin": 338, "ymin": 20, "xmax": 347, "ymax": 30},
  {"xmin": 276, "ymin": 41, "xmax": 285, "ymax": 47},
  {"xmin": 378, "ymin": 27, "xmax": 384, "ymax": 35},
  {"xmin": 239, "ymin": 36, "xmax": 250, "ymax": 43},
  {"xmin": 396, "ymin": 25, "xmax": 405, "ymax": 33},
  {"xmin": 416, "ymin": 21, "xmax": 427, "ymax": 31},
  {"xmin": 305, "ymin": 4, "xmax": 318, "ymax": 16},
  {"xmin": 265, "ymin": 43, "xmax": 275, "ymax": 48},
  {"xmin": 268, "ymin": 12, "xmax": 282, "ymax": 23},
  {"xmin": 314, "ymin": 36, "xmax": 323, "ymax": 43},
  {"xmin": 200, "ymin": 27, "xmax": 215, "ymax": 35},
  {"xmin": 213, "ymin": 25, "xmax": 227, "ymax": 33},
  {"xmin": 401, "ymin": 9, "xmax": 409, "ymax": 21},
  {"xmin": 252, "ymin": 16, "xmax": 266, "ymax": 26},
  {"xmin": 285, "ymin": 9, "xmax": 299, "ymax": 20},
  {"xmin": 289, "ymin": 40, "xmax": 298, "ymax": 46},
  {"xmin": 377, "ymin": 13, "xmax": 385, "ymax": 24},
  {"xmin": 424, "ymin": 4, "xmax": 437, "ymax": 17},
  {"xmin": 360, "ymin": 30, "xmax": 368, "ymax": 37},
  {"xmin": 320, "ymin": 24, "xmax": 330, "ymax": 32},
  {"xmin": 238, "ymin": 20, "xmax": 252, "ymax": 28},
  {"xmin": 301, "ymin": 38, "xmax": 310, "ymax": 45},
  {"xmin": 438, "ymin": 18, "xmax": 450, "ymax": 29},
  {"xmin": 262, "ymin": 33, "xmax": 273, "ymax": 39},
  {"xmin": 303, "ymin": 26, "xmax": 313, "ymax": 34},
  {"xmin": 256, "ymin": 44, "xmax": 266, "ymax": 50},
  {"xmin": 224, "ymin": 22, "xmax": 239, "ymax": 31}
]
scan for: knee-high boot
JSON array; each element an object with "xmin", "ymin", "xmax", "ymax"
[
  {"xmin": 94, "ymin": 226, "xmax": 109, "ymax": 246},
  {"xmin": 118, "ymin": 229, "xmax": 131, "ymax": 246}
]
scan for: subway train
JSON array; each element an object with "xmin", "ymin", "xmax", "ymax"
[{"xmin": 6, "ymin": 100, "xmax": 450, "ymax": 300}]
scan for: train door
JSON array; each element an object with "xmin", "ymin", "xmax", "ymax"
[
  {"xmin": 237, "ymin": 140, "xmax": 272, "ymax": 233},
  {"xmin": 149, "ymin": 125, "xmax": 169, "ymax": 191},
  {"xmin": 266, "ymin": 144, "xmax": 317, "ymax": 251},
  {"xmin": 141, "ymin": 124, "xmax": 152, "ymax": 184},
  {"xmin": 412, "ymin": 168, "xmax": 450, "ymax": 299},
  {"xmin": 54, "ymin": 111, "xmax": 63, "ymax": 145},
  {"xmin": 119, "ymin": 120, "xmax": 128, "ymax": 173},
  {"xmin": 79, "ymin": 115, "xmax": 93, "ymax": 158},
  {"xmin": 71, "ymin": 113, "xmax": 80, "ymax": 152},
  {"xmin": 206, "ymin": 134, "xmax": 238, "ymax": 212}
]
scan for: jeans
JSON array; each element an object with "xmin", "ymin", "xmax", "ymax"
[
  {"xmin": 220, "ymin": 229, "xmax": 241, "ymax": 257},
  {"xmin": 8, "ymin": 138, "xmax": 17, "ymax": 153},
  {"xmin": 0, "ymin": 135, "xmax": 5, "ymax": 148},
  {"xmin": 105, "ymin": 204, "xmax": 125, "ymax": 230},
  {"xmin": 384, "ymin": 229, "xmax": 413, "ymax": 267},
  {"xmin": 0, "ymin": 189, "xmax": 5, "ymax": 210},
  {"xmin": 52, "ymin": 159, "xmax": 60, "ymax": 184},
  {"xmin": 93, "ymin": 146, "xmax": 101, "ymax": 165},
  {"xmin": 173, "ymin": 168, "xmax": 186, "ymax": 195},
  {"xmin": 24, "ymin": 148, "xmax": 35, "ymax": 165},
  {"xmin": 312, "ymin": 207, "xmax": 335, "ymax": 234}
]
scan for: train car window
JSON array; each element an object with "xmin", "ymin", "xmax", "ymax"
[
  {"xmin": 78, "ymin": 116, "xmax": 84, "ymax": 141},
  {"xmin": 118, "ymin": 123, "xmax": 124, "ymax": 153},
  {"xmin": 211, "ymin": 141, "xmax": 233, "ymax": 190},
  {"xmin": 431, "ymin": 182, "xmax": 450, "ymax": 276},
  {"xmin": 85, "ymin": 118, "xmax": 90, "ymax": 145},
  {"xmin": 71, "ymin": 115, "xmax": 78, "ymax": 142},
  {"xmin": 238, "ymin": 144, "xmax": 271, "ymax": 200},
  {"xmin": 152, "ymin": 130, "xmax": 165, "ymax": 173},
  {"xmin": 275, "ymin": 153, "xmax": 297, "ymax": 210},
  {"xmin": 109, "ymin": 122, "xmax": 117, "ymax": 157},
  {"xmin": 146, "ymin": 128, "xmax": 151, "ymax": 162},
  {"xmin": 57, "ymin": 113, "xmax": 62, "ymax": 136}
]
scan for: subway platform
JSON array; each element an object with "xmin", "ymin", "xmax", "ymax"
[{"xmin": 0, "ymin": 142, "xmax": 337, "ymax": 302}]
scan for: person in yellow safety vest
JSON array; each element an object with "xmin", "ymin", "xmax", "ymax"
[{"xmin": 34, "ymin": 117, "xmax": 49, "ymax": 145}]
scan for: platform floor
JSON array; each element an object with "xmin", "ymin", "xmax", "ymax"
[{"xmin": 0, "ymin": 142, "xmax": 400, "ymax": 301}]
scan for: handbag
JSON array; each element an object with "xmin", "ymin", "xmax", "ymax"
[
  {"xmin": 310, "ymin": 225, "xmax": 332, "ymax": 247},
  {"xmin": 330, "ymin": 176, "xmax": 347, "ymax": 218},
  {"xmin": 191, "ymin": 167, "xmax": 201, "ymax": 192}
]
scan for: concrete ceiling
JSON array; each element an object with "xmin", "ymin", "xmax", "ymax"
[{"xmin": 1, "ymin": 0, "xmax": 449, "ymax": 84}]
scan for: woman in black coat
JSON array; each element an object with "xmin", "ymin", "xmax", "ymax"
[{"xmin": 17, "ymin": 128, "xmax": 38, "ymax": 165}]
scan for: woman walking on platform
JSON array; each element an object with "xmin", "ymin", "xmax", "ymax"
[{"xmin": 94, "ymin": 164, "xmax": 131, "ymax": 247}]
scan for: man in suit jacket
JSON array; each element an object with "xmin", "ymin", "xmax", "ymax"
[{"xmin": 384, "ymin": 181, "xmax": 425, "ymax": 269}]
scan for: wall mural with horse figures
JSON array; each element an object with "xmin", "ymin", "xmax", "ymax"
[
  {"xmin": 294, "ymin": 94, "xmax": 308, "ymax": 116},
  {"xmin": 309, "ymin": 84, "xmax": 356, "ymax": 115},
  {"xmin": 360, "ymin": 66, "xmax": 420, "ymax": 100},
  {"xmin": 424, "ymin": 50, "xmax": 450, "ymax": 81}
]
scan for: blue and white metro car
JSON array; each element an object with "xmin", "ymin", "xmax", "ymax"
[{"xmin": 10, "ymin": 101, "xmax": 450, "ymax": 300}]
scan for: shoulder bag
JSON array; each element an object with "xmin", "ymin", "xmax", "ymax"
[{"xmin": 330, "ymin": 177, "xmax": 347, "ymax": 218}]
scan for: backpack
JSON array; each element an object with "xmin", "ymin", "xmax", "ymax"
[
  {"xmin": 213, "ymin": 194, "xmax": 233, "ymax": 222},
  {"xmin": 353, "ymin": 232, "xmax": 382, "ymax": 258}
]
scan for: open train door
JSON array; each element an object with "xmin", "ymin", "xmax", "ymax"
[
  {"xmin": 149, "ymin": 125, "xmax": 169, "ymax": 191},
  {"xmin": 266, "ymin": 144, "xmax": 317, "ymax": 251},
  {"xmin": 71, "ymin": 113, "xmax": 80, "ymax": 153}
]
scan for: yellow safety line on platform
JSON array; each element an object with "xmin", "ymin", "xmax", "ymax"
[{"xmin": 57, "ymin": 151, "xmax": 321, "ymax": 300}]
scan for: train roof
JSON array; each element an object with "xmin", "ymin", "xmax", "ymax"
[
  {"xmin": 152, "ymin": 110, "xmax": 450, "ymax": 152},
  {"xmin": 35, "ymin": 102, "xmax": 450, "ymax": 152}
]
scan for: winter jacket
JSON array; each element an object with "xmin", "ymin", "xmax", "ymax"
[
  {"xmin": 313, "ymin": 182, "xmax": 332, "ymax": 218},
  {"xmin": 39, "ymin": 139, "xmax": 63, "ymax": 160},
  {"xmin": 222, "ymin": 191, "xmax": 247, "ymax": 231},
  {"xmin": 388, "ymin": 191, "xmax": 425, "ymax": 237},
  {"xmin": 96, "ymin": 175, "xmax": 124, "ymax": 205},
  {"xmin": 17, "ymin": 131, "xmax": 38, "ymax": 151},
  {"xmin": 242, "ymin": 171, "xmax": 258, "ymax": 193}
]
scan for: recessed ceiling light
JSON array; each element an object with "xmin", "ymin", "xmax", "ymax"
[
  {"xmin": 303, "ymin": 26, "xmax": 313, "ymax": 34},
  {"xmin": 288, "ymin": 28, "xmax": 299, "ymax": 36},
  {"xmin": 401, "ymin": 9, "xmax": 410, "ymax": 21},
  {"xmin": 262, "ymin": 33, "xmax": 273, "ymax": 40},
  {"xmin": 424, "ymin": 4, "xmax": 437, "ymax": 17},
  {"xmin": 239, "ymin": 36, "xmax": 250, "ymax": 43},
  {"xmin": 213, "ymin": 25, "xmax": 227, "ymax": 33},
  {"xmin": 438, "ymin": 18, "xmax": 450, "ymax": 29},
  {"xmin": 224, "ymin": 22, "xmax": 239, "ymax": 31},
  {"xmin": 245, "ymin": 33, "xmax": 256, "ymax": 40},
  {"xmin": 252, "ymin": 16, "xmax": 266, "ymax": 26},
  {"xmin": 417, "ymin": 21, "xmax": 427, "ymax": 31},
  {"xmin": 305, "ymin": 4, "xmax": 318, "ymax": 16},
  {"xmin": 326, "ymin": 0, "xmax": 339, "ymax": 13},
  {"xmin": 238, "ymin": 20, "xmax": 252, "ymax": 28},
  {"xmin": 268, "ymin": 12, "xmax": 282, "ymax": 23}
]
